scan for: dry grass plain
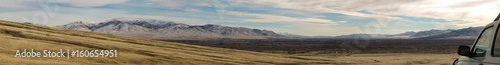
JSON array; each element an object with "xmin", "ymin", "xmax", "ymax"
[
  {"xmin": 304, "ymin": 53, "xmax": 459, "ymax": 65},
  {"xmin": 0, "ymin": 20, "xmax": 460, "ymax": 65}
]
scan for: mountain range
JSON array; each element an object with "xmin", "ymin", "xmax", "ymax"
[
  {"xmin": 331, "ymin": 27, "xmax": 483, "ymax": 39},
  {"xmin": 56, "ymin": 18, "xmax": 284, "ymax": 39},
  {"xmin": 57, "ymin": 18, "xmax": 484, "ymax": 39},
  {"xmin": 278, "ymin": 32, "xmax": 332, "ymax": 38},
  {"xmin": 279, "ymin": 27, "xmax": 483, "ymax": 39}
]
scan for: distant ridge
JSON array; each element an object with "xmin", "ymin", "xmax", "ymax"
[
  {"xmin": 278, "ymin": 32, "xmax": 333, "ymax": 38},
  {"xmin": 416, "ymin": 27, "xmax": 483, "ymax": 39},
  {"xmin": 279, "ymin": 32, "xmax": 310, "ymax": 38},
  {"xmin": 57, "ymin": 18, "xmax": 284, "ymax": 39},
  {"xmin": 57, "ymin": 18, "xmax": 484, "ymax": 39},
  {"xmin": 332, "ymin": 27, "xmax": 483, "ymax": 39}
]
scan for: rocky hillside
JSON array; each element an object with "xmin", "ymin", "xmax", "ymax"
[{"xmin": 56, "ymin": 18, "xmax": 284, "ymax": 39}]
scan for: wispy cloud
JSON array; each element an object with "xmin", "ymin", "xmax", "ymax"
[
  {"xmin": 145, "ymin": 0, "xmax": 212, "ymax": 9},
  {"xmin": 230, "ymin": 0, "xmax": 499, "ymax": 27},
  {"xmin": 229, "ymin": 0, "xmax": 403, "ymax": 20},
  {"xmin": 0, "ymin": 0, "xmax": 38, "ymax": 11},
  {"xmin": 51, "ymin": 0, "xmax": 129, "ymax": 7},
  {"xmin": 184, "ymin": 9, "xmax": 204, "ymax": 12},
  {"xmin": 222, "ymin": 10, "xmax": 337, "ymax": 25}
]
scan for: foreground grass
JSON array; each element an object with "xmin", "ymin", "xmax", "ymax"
[{"xmin": 307, "ymin": 53, "xmax": 458, "ymax": 65}]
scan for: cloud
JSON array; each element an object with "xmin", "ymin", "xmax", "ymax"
[
  {"xmin": 223, "ymin": 10, "xmax": 337, "ymax": 25},
  {"xmin": 145, "ymin": 0, "xmax": 212, "ymax": 9},
  {"xmin": 146, "ymin": 0, "xmax": 182, "ymax": 8},
  {"xmin": 357, "ymin": 0, "xmax": 500, "ymax": 27},
  {"xmin": 229, "ymin": 0, "xmax": 403, "ymax": 20},
  {"xmin": 184, "ymin": 9, "xmax": 203, "ymax": 12},
  {"xmin": 0, "ymin": 0, "xmax": 38, "ymax": 10},
  {"xmin": 0, "ymin": 6, "xmax": 209, "ymax": 26},
  {"xmin": 53, "ymin": 0, "xmax": 128, "ymax": 7},
  {"xmin": 229, "ymin": 0, "xmax": 500, "ymax": 27}
]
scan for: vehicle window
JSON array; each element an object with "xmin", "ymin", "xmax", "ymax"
[
  {"xmin": 473, "ymin": 27, "xmax": 494, "ymax": 57},
  {"xmin": 494, "ymin": 26, "xmax": 500, "ymax": 57}
]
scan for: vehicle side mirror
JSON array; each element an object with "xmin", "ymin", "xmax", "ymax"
[{"xmin": 458, "ymin": 45, "xmax": 471, "ymax": 56}]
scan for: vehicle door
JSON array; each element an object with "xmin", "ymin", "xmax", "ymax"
[{"xmin": 458, "ymin": 26, "xmax": 494, "ymax": 65}]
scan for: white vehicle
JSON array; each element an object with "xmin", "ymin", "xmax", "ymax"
[{"xmin": 454, "ymin": 14, "xmax": 500, "ymax": 65}]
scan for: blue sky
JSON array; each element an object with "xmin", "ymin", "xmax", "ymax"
[{"xmin": 0, "ymin": 0, "xmax": 499, "ymax": 36}]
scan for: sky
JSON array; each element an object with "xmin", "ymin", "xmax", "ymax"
[{"xmin": 0, "ymin": 0, "xmax": 499, "ymax": 36}]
